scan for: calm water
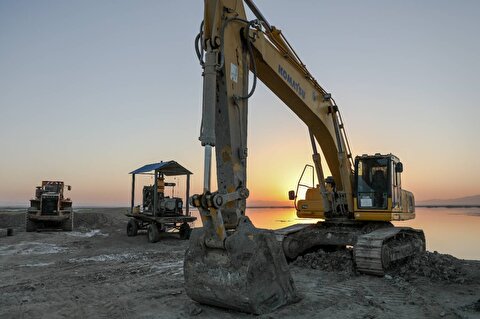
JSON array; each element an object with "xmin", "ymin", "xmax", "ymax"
[{"xmin": 191, "ymin": 207, "xmax": 480, "ymax": 260}]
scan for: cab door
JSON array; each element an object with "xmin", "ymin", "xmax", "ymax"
[{"xmin": 392, "ymin": 160, "xmax": 402, "ymax": 211}]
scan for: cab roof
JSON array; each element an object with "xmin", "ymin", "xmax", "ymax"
[
  {"xmin": 355, "ymin": 153, "xmax": 400, "ymax": 162},
  {"xmin": 129, "ymin": 161, "xmax": 192, "ymax": 176}
]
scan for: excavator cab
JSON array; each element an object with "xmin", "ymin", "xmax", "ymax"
[{"xmin": 353, "ymin": 154, "xmax": 415, "ymax": 221}]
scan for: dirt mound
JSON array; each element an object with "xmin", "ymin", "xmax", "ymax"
[
  {"xmin": 75, "ymin": 213, "xmax": 118, "ymax": 230},
  {"xmin": 293, "ymin": 248, "xmax": 355, "ymax": 275},
  {"xmin": 0, "ymin": 208, "xmax": 128, "ymax": 232},
  {"xmin": 293, "ymin": 248, "xmax": 467, "ymax": 284},
  {"xmin": 465, "ymin": 299, "xmax": 480, "ymax": 312},
  {"xmin": 392, "ymin": 251, "xmax": 467, "ymax": 283},
  {"xmin": 73, "ymin": 209, "xmax": 128, "ymax": 230},
  {"xmin": 0, "ymin": 212, "xmax": 25, "ymax": 230}
]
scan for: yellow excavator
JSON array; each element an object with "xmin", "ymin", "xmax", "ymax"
[{"xmin": 184, "ymin": 0, "xmax": 425, "ymax": 314}]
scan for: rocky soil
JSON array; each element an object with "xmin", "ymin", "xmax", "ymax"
[{"xmin": 1, "ymin": 208, "xmax": 479, "ymax": 318}]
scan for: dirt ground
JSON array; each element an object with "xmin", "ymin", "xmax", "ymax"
[{"xmin": 0, "ymin": 208, "xmax": 479, "ymax": 319}]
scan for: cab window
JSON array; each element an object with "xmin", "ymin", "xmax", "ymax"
[{"xmin": 356, "ymin": 158, "xmax": 390, "ymax": 209}]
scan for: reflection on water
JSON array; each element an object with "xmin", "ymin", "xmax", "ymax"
[
  {"xmin": 394, "ymin": 207, "xmax": 480, "ymax": 260},
  {"xmin": 191, "ymin": 207, "xmax": 480, "ymax": 260}
]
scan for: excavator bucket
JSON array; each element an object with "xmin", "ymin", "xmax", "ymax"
[{"xmin": 184, "ymin": 216, "xmax": 300, "ymax": 314}]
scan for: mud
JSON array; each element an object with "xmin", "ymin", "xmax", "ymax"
[
  {"xmin": 1, "ymin": 208, "xmax": 479, "ymax": 319},
  {"xmin": 392, "ymin": 251, "xmax": 468, "ymax": 283},
  {"xmin": 293, "ymin": 248, "xmax": 355, "ymax": 275},
  {"xmin": 294, "ymin": 248, "xmax": 471, "ymax": 284}
]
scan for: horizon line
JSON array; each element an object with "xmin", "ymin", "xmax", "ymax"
[{"xmin": 1, "ymin": 205, "xmax": 480, "ymax": 210}]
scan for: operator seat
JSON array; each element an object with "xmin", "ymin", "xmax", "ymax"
[{"xmin": 371, "ymin": 170, "xmax": 387, "ymax": 208}]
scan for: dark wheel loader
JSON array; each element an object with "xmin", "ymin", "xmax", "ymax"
[{"xmin": 26, "ymin": 181, "xmax": 74, "ymax": 232}]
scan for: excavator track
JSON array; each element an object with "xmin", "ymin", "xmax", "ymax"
[{"xmin": 354, "ymin": 227, "xmax": 425, "ymax": 276}]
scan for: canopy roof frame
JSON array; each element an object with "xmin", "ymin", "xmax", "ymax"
[
  {"xmin": 129, "ymin": 161, "xmax": 192, "ymax": 217},
  {"xmin": 130, "ymin": 161, "xmax": 192, "ymax": 176}
]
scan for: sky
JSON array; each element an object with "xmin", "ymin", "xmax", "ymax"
[{"xmin": 1, "ymin": 0, "xmax": 479, "ymax": 206}]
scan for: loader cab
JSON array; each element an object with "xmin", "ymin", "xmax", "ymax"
[
  {"xmin": 42, "ymin": 181, "xmax": 64, "ymax": 196},
  {"xmin": 354, "ymin": 154, "xmax": 402, "ymax": 211}
]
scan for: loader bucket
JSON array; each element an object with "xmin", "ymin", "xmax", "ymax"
[{"xmin": 184, "ymin": 216, "xmax": 300, "ymax": 314}]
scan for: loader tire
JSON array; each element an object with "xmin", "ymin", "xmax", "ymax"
[
  {"xmin": 63, "ymin": 212, "xmax": 74, "ymax": 231},
  {"xmin": 127, "ymin": 219, "xmax": 138, "ymax": 237},
  {"xmin": 25, "ymin": 214, "xmax": 37, "ymax": 232},
  {"xmin": 147, "ymin": 224, "xmax": 160, "ymax": 243},
  {"xmin": 179, "ymin": 223, "xmax": 191, "ymax": 240}
]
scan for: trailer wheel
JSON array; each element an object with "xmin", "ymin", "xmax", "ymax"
[
  {"xmin": 147, "ymin": 224, "xmax": 160, "ymax": 243},
  {"xmin": 179, "ymin": 222, "xmax": 191, "ymax": 240},
  {"xmin": 127, "ymin": 219, "xmax": 139, "ymax": 237},
  {"xmin": 25, "ymin": 213, "xmax": 37, "ymax": 232}
]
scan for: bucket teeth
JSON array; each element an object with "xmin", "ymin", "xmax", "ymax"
[{"xmin": 184, "ymin": 216, "xmax": 300, "ymax": 314}]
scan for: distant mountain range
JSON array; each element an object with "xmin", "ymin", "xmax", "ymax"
[{"xmin": 417, "ymin": 194, "xmax": 480, "ymax": 206}]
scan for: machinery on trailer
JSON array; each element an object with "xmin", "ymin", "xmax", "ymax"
[
  {"xmin": 125, "ymin": 161, "xmax": 196, "ymax": 243},
  {"xmin": 26, "ymin": 181, "xmax": 73, "ymax": 232},
  {"xmin": 184, "ymin": 0, "xmax": 425, "ymax": 314}
]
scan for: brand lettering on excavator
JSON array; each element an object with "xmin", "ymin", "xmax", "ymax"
[{"xmin": 278, "ymin": 65, "xmax": 305, "ymax": 99}]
